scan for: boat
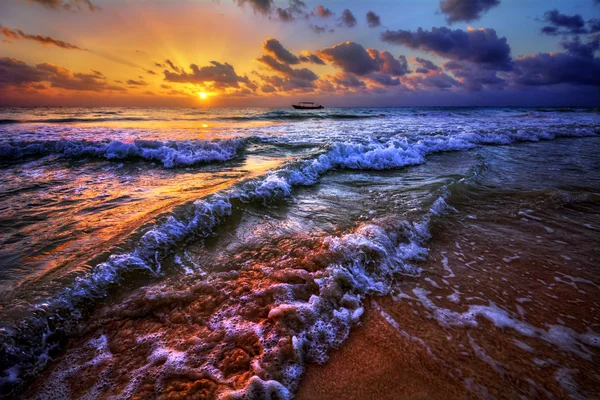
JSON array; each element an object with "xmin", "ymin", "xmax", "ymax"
[{"xmin": 292, "ymin": 102, "xmax": 324, "ymax": 110}]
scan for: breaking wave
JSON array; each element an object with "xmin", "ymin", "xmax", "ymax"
[
  {"xmin": 0, "ymin": 138, "xmax": 247, "ymax": 168},
  {"xmin": 0, "ymin": 125, "xmax": 598, "ymax": 396}
]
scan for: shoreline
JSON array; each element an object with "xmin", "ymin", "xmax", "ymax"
[{"xmin": 297, "ymin": 195, "xmax": 600, "ymax": 399}]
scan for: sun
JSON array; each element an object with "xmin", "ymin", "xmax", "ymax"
[{"xmin": 198, "ymin": 92, "xmax": 207, "ymax": 99}]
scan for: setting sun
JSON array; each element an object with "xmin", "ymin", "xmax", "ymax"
[{"xmin": 199, "ymin": 92, "xmax": 207, "ymax": 99}]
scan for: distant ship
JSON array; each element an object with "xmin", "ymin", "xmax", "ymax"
[{"xmin": 292, "ymin": 102, "xmax": 324, "ymax": 110}]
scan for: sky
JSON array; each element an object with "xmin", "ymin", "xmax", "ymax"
[{"xmin": 0, "ymin": 0, "xmax": 598, "ymax": 107}]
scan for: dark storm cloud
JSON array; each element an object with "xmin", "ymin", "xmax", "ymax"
[
  {"xmin": 381, "ymin": 27, "xmax": 512, "ymax": 70},
  {"xmin": 0, "ymin": 57, "xmax": 126, "ymax": 92},
  {"xmin": 0, "ymin": 26, "xmax": 84, "ymax": 50},
  {"xmin": 164, "ymin": 61, "xmax": 250, "ymax": 88},
  {"xmin": 28, "ymin": 0, "xmax": 97, "ymax": 12},
  {"xmin": 339, "ymin": 9, "xmax": 357, "ymax": 28},
  {"xmin": 439, "ymin": 0, "xmax": 500, "ymax": 24},
  {"xmin": 234, "ymin": 0, "xmax": 273, "ymax": 15},
  {"xmin": 414, "ymin": 57, "xmax": 440, "ymax": 74},
  {"xmin": 313, "ymin": 5, "xmax": 333, "ymax": 18},
  {"xmin": 366, "ymin": 11, "xmax": 381, "ymax": 28},
  {"xmin": 540, "ymin": 9, "xmax": 587, "ymax": 35}
]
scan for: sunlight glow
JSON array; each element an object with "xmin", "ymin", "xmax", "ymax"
[{"xmin": 199, "ymin": 92, "xmax": 207, "ymax": 99}]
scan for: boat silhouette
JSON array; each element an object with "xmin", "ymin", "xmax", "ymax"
[{"xmin": 292, "ymin": 102, "xmax": 324, "ymax": 110}]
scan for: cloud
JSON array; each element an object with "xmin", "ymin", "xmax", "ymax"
[
  {"xmin": 260, "ymin": 84, "xmax": 276, "ymax": 93},
  {"xmin": 540, "ymin": 9, "xmax": 587, "ymax": 35},
  {"xmin": 443, "ymin": 60, "xmax": 504, "ymax": 90},
  {"xmin": 0, "ymin": 57, "xmax": 49, "ymax": 85},
  {"xmin": 561, "ymin": 36, "xmax": 599, "ymax": 58},
  {"xmin": 261, "ymin": 38, "xmax": 325, "ymax": 66},
  {"xmin": 381, "ymin": 26, "xmax": 512, "ymax": 70},
  {"xmin": 37, "ymin": 63, "xmax": 125, "ymax": 91},
  {"xmin": 318, "ymin": 41, "xmax": 410, "ymax": 76},
  {"xmin": 369, "ymin": 49, "xmax": 410, "ymax": 75},
  {"xmin": 234, "ymin": 0, "xmax": 273, "ymax": 15},
  {"xmin": 256, "ymin": 55, "xmax": 318, "ymax": 81},
  {"xmin": 0, "ymin": 26, "xmax": 84, "ymax": 50},
  {"xmin": 414, "ymin": 57, "xmax": 440, "ymax": 73},
  {"xmin": 512, "ymin": 52, "xmax": 600, "ymax": 86},
  {"xmin": 309, "ymin": 24, "xmax": 331, "ymax": 34},
  {"xmin": 263, "ymin": 38, "xmax": 301, "ymax": 64},
  {"xmin": 164, "ymin": 61, "xmax": 251, "ymax": 89},
  {"xmin": 339, "ymin": 9, "xmax": 357, "ymax": 28},
  {"xmin": 275, "ymin": 0, "xmax": 307, "ymax": 22},
  {"xmin": 254, "ymin": 40, "xmax": 322, "ymax": 93},
  {"xmin": 313, "ymin": 5, "xmax": 333, "ymax": 18},
  {"xmin": 366, "ymin": 11, "xmax": 381, "ymax": 28},
  {"xmin": 144, "ymin": 69, "xmax": 157, "ymax": 75},
  {"xmin": 1, "ymin": 57, "xmax": 126, "ymax": 92},
  {"xmin": 365, "ymin": 73, "xmax": 401, "ymax": 86},
  {"xmin": 511, "ymin": 37, "xmax": 600, "ymax": 86},
  {"xmin": 165, "ymin": 59, "xmax": 183, "ymax": 73},
  {"xmin": 329, "ymin": 72, "xmax": 366, "ymax": 88},
  {"xmin": 318, "ymin": 42, "xmax": 379, "ymax": 74},
  {"xmin": 28, "ymin": 0, "xmax": 97, "ymax": 12},
  {"xmin": 299, "ymin": 51, "xmax": 326, "ymax": 65},
  {"xmin": 255, "ymin": 72, "xmax": 317, "ymax": 92},
  {"xmin": 402, "ymin": 71, "xmax": 460, "ymax": 90},
  {"xmin": 439, "ymin": 0, "xmax": 500, "ymax": 24},
  {"xmin": 127, "ymin": 79, "xmax": 148, "ymax": 86}
]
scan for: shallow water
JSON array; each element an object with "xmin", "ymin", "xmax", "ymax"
[{"xmin": 0, "ymin": 107, "xmax": 599, "ymax": 398}]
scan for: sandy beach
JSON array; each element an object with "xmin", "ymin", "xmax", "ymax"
[{"xmin": 299, "ymin": 188, "xmax": 600, "ymax": 399}]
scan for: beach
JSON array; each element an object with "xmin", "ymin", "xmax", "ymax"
[{"xmin": 0, "ymin": 107, "xmax": 599, "ymax": 399}]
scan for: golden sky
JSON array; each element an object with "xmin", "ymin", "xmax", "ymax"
[{"xmin": 0, "ymin": 0, "xmax": 598, "ymax": 107}]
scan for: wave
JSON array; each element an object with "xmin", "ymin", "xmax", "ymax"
[
  {"xmin": 225, "ymin": 110, "xmax": 385, "ymax": 121},
  {"xmin": 0, "ymin": 138, "xmax": 246, "ymax": 168},
  {"xmin": 0, "ymin": 127, "xmax": 597, "ymax": 395},
  {"xmin": 0, "ymin": 117, "xmax": 152, "ymax": 124}
]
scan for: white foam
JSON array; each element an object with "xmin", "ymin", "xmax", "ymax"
[{"xmin": 405, "ymin": 288, "xmax": 600, "ymax": 360}]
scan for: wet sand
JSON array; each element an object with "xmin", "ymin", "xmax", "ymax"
[
  {"xmin": 299, "ymin": 201, "xmax": 600, "ymax": 399},
  {"xmin": 297, "ymin": 301, "xmax": 472, "ymax": 400}
]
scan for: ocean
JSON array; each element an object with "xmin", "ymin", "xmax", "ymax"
[{"xmin": 0, "ymin": 107, "xmax": 599, "ymax": 399}]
